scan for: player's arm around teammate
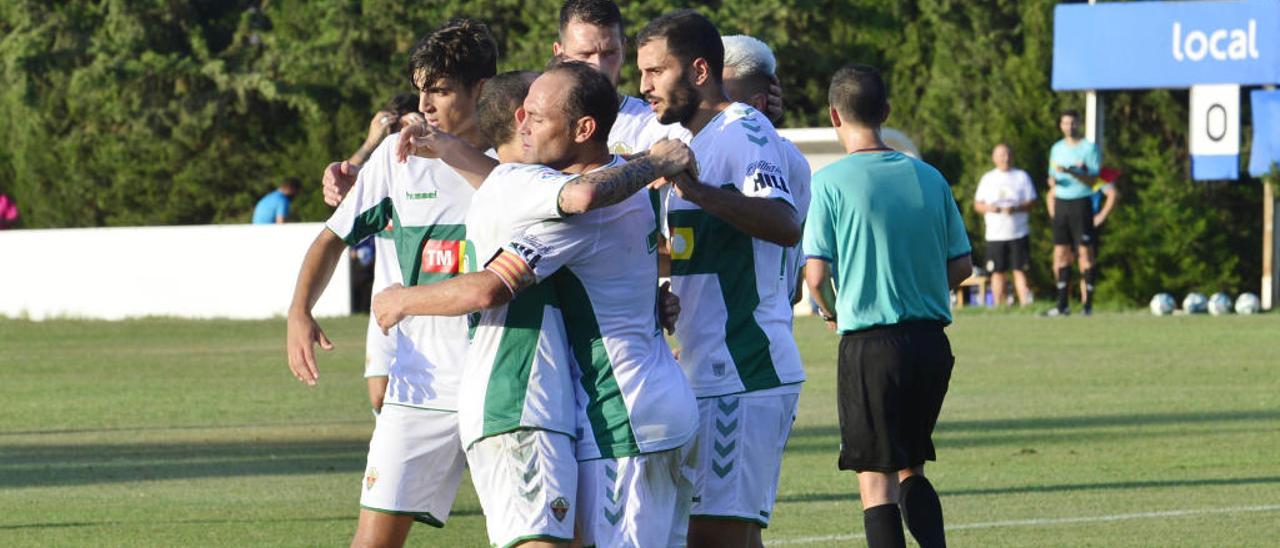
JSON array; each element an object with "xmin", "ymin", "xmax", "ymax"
[
  {"xmin": 666, "ymin": 171, "xmax": 801, "ymax": 246},
  {"xmin": 370, "ymin": 138, "xmax": 695, "ymax": 331}
]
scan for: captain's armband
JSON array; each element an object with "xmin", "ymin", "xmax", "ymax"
[{"xmin": 484, "ymin": 249, "xmax": 536, "ymax": 295}]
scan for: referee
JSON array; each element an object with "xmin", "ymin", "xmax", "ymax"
[{"xmin": 803, "ymin": 64, "xmax": 972, "ymax": 548}]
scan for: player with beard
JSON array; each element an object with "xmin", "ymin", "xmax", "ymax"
[{"xmin": 637, "ymin": 10, "xmax": 805, "ymax": 548}]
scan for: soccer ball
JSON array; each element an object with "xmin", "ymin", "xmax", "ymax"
[
  {"xmin": 1207, "ymin": 292, "xmax": 1233, "ymax": 316},
  {"xmin": 1149, "ymin": 293, "xmax": 1175, "ymax": 316},
  {"xmin": 1182, "ymin": 292, "xmax": 1208, "ymax": 314},
  {"xmin": 1235, "ymin": 292, "xmax": 1261, "ymax": 315}
]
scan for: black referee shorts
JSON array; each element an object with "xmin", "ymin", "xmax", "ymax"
[
  {"xmin": 837, "ymin": 321, "xmax": 954, "ymax": 473},
  {"xmin": 1052, "ymin": 197, "xmax": 1096, "ymax": 248}
]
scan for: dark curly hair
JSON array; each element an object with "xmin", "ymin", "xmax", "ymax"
[{"xmin": 408, "ymin": 17, "xmax": 498, "ymax": 92}]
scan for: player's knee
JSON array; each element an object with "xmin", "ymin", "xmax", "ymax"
[
  {"xmin": 897, "ymin": 466, "xmax": 925, "ymax": 483},
  {"xmin": 351, "ymin": 511, "xmax": 412, "ymax": 548}
]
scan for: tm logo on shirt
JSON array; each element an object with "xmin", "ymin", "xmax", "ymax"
[{"xmin": 421, "ymin": 240, "xmax": 465, "ymax": 274}]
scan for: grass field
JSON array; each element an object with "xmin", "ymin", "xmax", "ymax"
[{"xmin": 2, "ymin": 312, "xmax": 1278, "ymax": 546}]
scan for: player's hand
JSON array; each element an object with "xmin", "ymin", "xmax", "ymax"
[
  {"xmin": 372, "ymin": 283, "xmax": 407, "ymax": 335},
  {"xmin": 648, "ymin": 139, "xmax": 698, "ymax": 179},
  {"xmin": 400, "ymin": 111, "xmax": 426, "ymax": 128},
  {"xmin": 365, "ymin": 110, "xmax": 396, "ymax": 146},
  {"xmin": 286, "ymin": 311, "xmax": 334, "ymax": 386},
  {"xmin": 765, "ymin": 74, "xmax": 784, "ymax": 123},
  {"xmin": 658, "ymin": 281, "xmax": 680, "ymax": 334},
  {"xmin": 396, "ymin": 122, "xmax": 455, "ymax": 163},
  {"xmin": 824, "ymin": 319, "xmax": 838, "ymax": 331},
  {"xmin": 667, "ymin": 171, "xmax": 706, "ymax": 202},
  {"xmin": 322, "ymin": 161, "xmax": 359, "ymax": 207},
  {"xmin": 1093, "ymin": 213, "xmax": 1107, "ymax": 227}
]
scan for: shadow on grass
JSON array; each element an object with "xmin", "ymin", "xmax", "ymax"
[
  {"xmin": 936, "ymin": 409, "xmax": 1280, "ymax": 432},
  {"xmin": 0, "ymin": 514, "xmax": 359, "ymax": 530},
  {"xmin": 777, "ymin": 475, "xmax": 1280, "ymax": 505},
  {"xmin": 790, "ymin": 409, "xmax": 1280, "ymax": 440},
  {"xmin": 0, "ymin": 419, "xmax": 370, "ymax": 438},
  {"xmin": 0, "ymin": 438, "xmax": 371, "ymax": 488},
  {"xmin": 784, "ymin": 409, "xmax": 1280, "ymax": 454},
  {"xmin": 0, "ymin": 508, "xmax": 484, "ymax": 531}
]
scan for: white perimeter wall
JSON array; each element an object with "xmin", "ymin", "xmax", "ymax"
[
  {"xmin": 0, "ymin": 128, "xmax": 901, "ymax": 321},
  {"xmin": 0, "ymin": 223, "xmax": 350, "ymax": 320}
]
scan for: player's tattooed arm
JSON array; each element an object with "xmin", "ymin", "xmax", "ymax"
[{"xmin": 557, "ymin": 139, "xmax": 695, "ymax": 215}]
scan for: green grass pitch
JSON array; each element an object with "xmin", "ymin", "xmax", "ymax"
[{"xmin": 2, "ymin": 313, "xmax": 1278, "ymax": 546}]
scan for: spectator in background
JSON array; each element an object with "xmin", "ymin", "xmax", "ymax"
[
  {"xmin": 251, "ymin": 177, "xmax": 301, "ymax": 224},
  {"xmin": 0, "ymin": 192, "xmax": 18, "ymax": 229},
  {"xmin": 974, "ymin": 143, "xmax": 1036, "ymax": 307}
]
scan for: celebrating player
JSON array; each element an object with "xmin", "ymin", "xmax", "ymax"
[
  {"xmin": 637, "ymin": 10, "xmax": 807, "ymax": 547},
  {"xmin": 373, "ymin": 61, "xmax": 698, "ymax": 547},
  {"xmin": 284, "ymin": 18, "xmax": 496, "ymax": 548}
]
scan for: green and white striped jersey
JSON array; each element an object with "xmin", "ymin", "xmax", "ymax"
[
  {"xmin": 665, "ymin": 103, "xmax": 806, "ymax": 398},
  {"xmin": 506, "ymin": 159, "xmax": 697, "ymax": 460},
  {"xmin": 456, "ymin": 161, "xmax": 582, "ymax": 448},
  {"xmin": 325, "ymin": 133, "xmax": 475, "ymax": 411}
]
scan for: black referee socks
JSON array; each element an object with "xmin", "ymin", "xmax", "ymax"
[
  {"xmin": 863, "ymin": 503, "xmax": 906, "ymax": 548},
  {"xmin": 899, "ymin": 475, "xmax": 947, "ymax": 548},
  {"xmin": 1083, "ymin": 267, "xmax": 1097, "ymax": 311},
  {"xmin": 1055, "ymin": 267, "xmax": 1071, "ymax": 311}
]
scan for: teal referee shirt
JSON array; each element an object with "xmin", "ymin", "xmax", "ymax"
[{"xmin": 802, "ymin": 151, "xmax": 971, "ymax": 333}]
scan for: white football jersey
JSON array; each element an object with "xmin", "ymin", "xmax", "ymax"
[
  {"xmin": 456, "ymin": 162, "xmax": 580, "ymax": 448},
  {"xmin": 608, "ymin": 95, "xmax": 691, "ymax": 155},
  {"xmin": 781, "ymin": 138, "xmax": 812, "ymax": 304},
  {"xmin": 506, "ymin": 157, "xmax": 698, "ymax": 460},
  {"xmin": 326, "ymin": 134, "xmax": 475, "ymax": 411},
  {"xmin": 665, "ymin": 103, "xmax": 806, "ymax": 398}
]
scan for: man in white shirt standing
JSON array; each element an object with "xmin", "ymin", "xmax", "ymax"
[{"xmin": 973, "ymin": 143, "xmax": 1037, "ymax": 307}]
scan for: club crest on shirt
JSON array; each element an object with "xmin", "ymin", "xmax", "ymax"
[
  {"xmin": 550, "ymin": 496, "xmax": 570, "ymax": 522},
  {"xmin": 365, "ymin": 467, "xmax": 379, "ymax": 491}
]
